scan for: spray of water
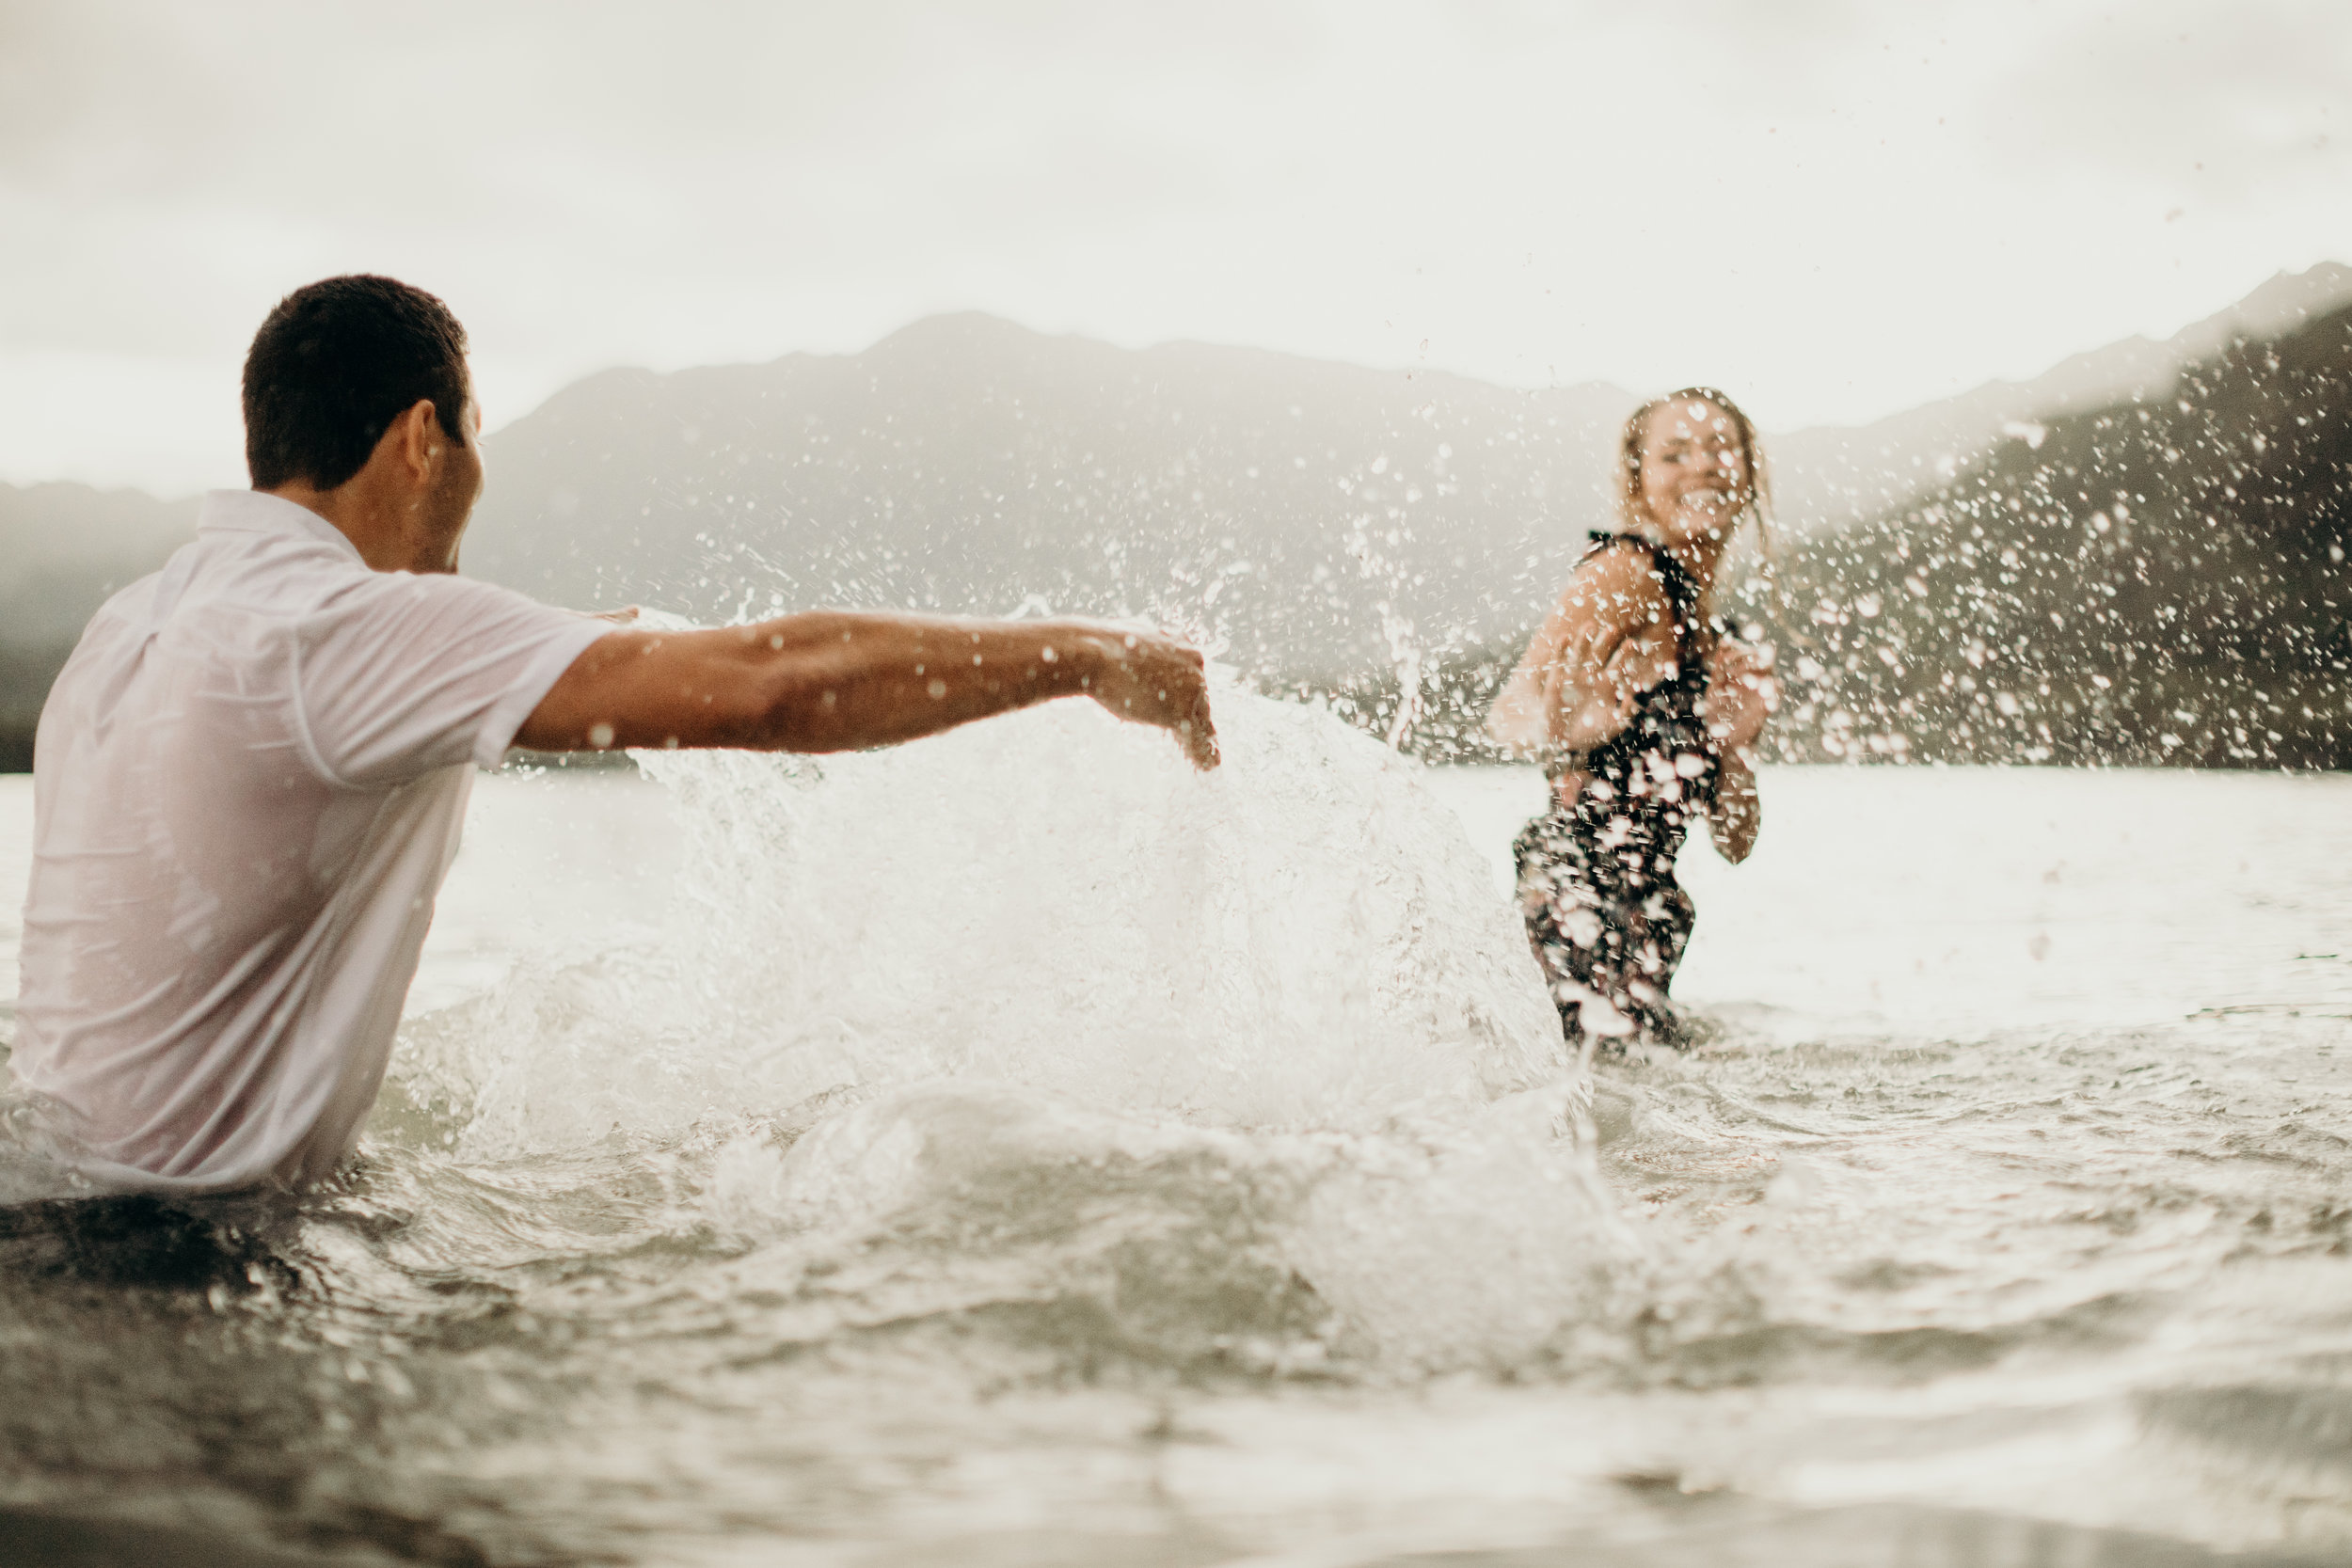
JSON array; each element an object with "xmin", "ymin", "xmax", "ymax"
[{"xmin": 386, "ymin": 688, "xmax": 1641, "ymax": 1369}]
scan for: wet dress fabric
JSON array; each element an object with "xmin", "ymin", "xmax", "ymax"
[{"xmin": 1513, "ymin": 537, "xmax": 1721, "ymax": 1046}]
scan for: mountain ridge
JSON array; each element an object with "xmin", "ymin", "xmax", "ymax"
[{"xmin": 3, "ymin": 263, "xmax": 2347, "ymax": 769}]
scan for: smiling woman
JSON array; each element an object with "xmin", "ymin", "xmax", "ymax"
[{"xmin": 1488, "ymin": 389, "xmax": 1779, "ymax": 1046}]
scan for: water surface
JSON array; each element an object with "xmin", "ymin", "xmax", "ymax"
[{"xmin": 1, "ymin": 698, "xmax": 2348, "ymax": 1567}]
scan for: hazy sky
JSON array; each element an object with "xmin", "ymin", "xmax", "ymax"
[{"xmin": 3, "ymin": 0, "xmax": 2346, "ymax": 495}]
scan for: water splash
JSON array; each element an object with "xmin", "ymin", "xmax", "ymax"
[
  {"xmin": 396, "ymin": 689, "xmax": 1574, "ymax": 1155},
  {"xmin": 371, "ymin": 689, "xmax": 1654, "ymax": 1377}
]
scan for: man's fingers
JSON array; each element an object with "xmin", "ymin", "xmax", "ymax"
[
  {"xmin": 1083, "ymin": 625, "xmax": 1216, "ymax": 768},
  {"xmin": 1182, "ymin": 687, "xmax": 1220, "ymax": 769},
  {"xmin": 1174, "ymin": 719, "xmax": 1219, "ymax": 769}
]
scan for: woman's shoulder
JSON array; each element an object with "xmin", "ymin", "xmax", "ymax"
[{"xmin": 1559, "ymin": 536, "xmax": 1672, "ymax": 622}]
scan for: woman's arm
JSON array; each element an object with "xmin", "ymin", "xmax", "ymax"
[
  {"xmin": 1486, "ymin": 546, "xmax": 1668, "ymax": 754},
  {"xmin": 1701, "ymin": 640, "xmax": 1778, "ymax": 754},
  {"xmin": 1545, "ymin": 625, "xmax": 1660, "ymax": 752},
  {"xmin": 1702, "ymin": 641, "xmax": 1775, "ymax": 862},
  {"xmin": 1708, "ymin": 746, "xmax": 1760, "ymax": 863}
]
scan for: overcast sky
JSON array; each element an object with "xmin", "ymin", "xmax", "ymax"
[{"xmin": 2, "ymin": 0, "xmax": 2345, "ymax": 496}]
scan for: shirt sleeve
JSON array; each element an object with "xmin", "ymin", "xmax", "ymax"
[{"xmin": 291, "ymin": 572, "xmax": 614, "ymax": 789}]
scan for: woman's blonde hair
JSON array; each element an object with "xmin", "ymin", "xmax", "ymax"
[{"xmin": 1613, "ymin": 386, "xmax": 1773, "ymax": 615}]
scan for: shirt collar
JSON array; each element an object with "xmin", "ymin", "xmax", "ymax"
[{"xmin": 197, "ymin": 489, "xmax": 368, "ymax": 567}]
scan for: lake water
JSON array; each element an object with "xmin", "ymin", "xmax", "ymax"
[{"xmin": 2, "ymin": 692, "xmax": 2349, "ymax": 1567}]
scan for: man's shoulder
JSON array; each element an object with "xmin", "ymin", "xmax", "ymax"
[
  {"xmin": 67, "ymin": 530, "xmax": 382, "ymax": 670},
  {"xmin": 183, "ymin": 527, "xmax": 455, "ymax": 634},
  {"xmin": 108, "ymin": 521, "xmax": 578, "ymax": 655},
  {"xmin": 84, "ymin": 569, "xmax": 165, "ymax": 630}
]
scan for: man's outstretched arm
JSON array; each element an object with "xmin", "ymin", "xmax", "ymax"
[{"xmin": 515, "ymin": 611, "xmax": 1219, "ymax": 768}]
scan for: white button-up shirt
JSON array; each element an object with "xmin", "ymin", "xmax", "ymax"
[{"xmin": 11, "ymin": 489, "xmax": 611, "ymax": 1191}]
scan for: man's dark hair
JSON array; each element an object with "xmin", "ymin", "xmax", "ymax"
[{"xmin": 242, "ymin": 275, "xmax": 470, "ymax": 491}]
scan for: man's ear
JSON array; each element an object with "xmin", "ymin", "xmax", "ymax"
[{"xmin": 396, "ymin": 398, "xmax": 441, "ymax": 483}]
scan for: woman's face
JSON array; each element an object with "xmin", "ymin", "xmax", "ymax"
[{"xmin": 1637, "ymin": 397, "xmax": 1750, "ymax": 547}]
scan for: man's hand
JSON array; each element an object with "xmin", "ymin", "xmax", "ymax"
[
  {"xmin": 1065, "ymin": 624, "xmax": 1219, "ymax": 769},
  {"xmin": 1702, "ymin": 639, "xmax": 1779, "ymax": 752}
]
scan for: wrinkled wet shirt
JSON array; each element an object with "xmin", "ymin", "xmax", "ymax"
[{"xmin": 10, "ymin": 490, "xmax": 609, "ymax": 1190}]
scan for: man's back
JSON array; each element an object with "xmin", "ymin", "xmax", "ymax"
[{"xmin": 12, "ymin": 489, "xmax": 605, "ymax": 1190}]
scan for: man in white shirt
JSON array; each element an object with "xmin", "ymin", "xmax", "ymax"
[{"xmin": 11, "ymin": 275, "xmax": 1216, "ymax": 1194}]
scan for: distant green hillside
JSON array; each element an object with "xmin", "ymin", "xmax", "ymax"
[{"xmin": 1750, "ymin": 301, "xmax": 2352, "ymax": 768}]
